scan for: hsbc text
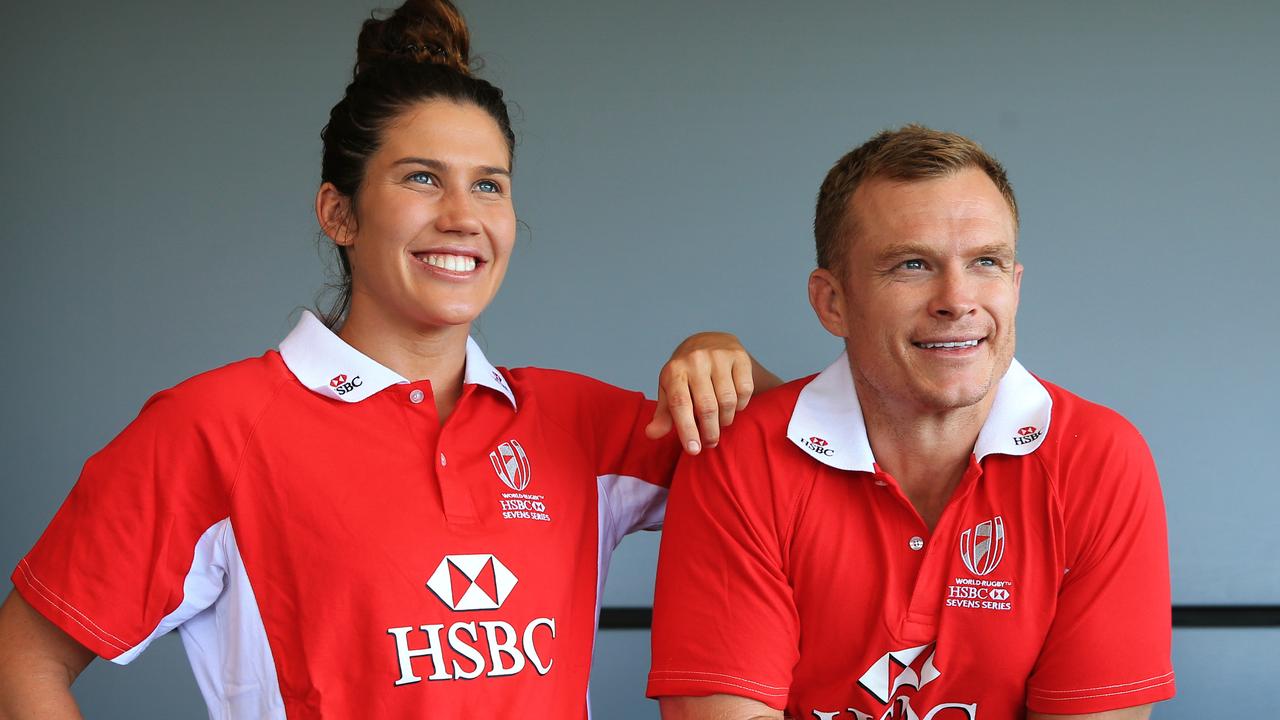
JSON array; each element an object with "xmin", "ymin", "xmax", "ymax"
[
  {"xmin": 333, "ymin": 376, "xmax": 363, "ymax": 395},
  {"xmin": 944, "ymin": 584, "xmax": 1012, "ymax": 611},
  {"xmin": 387, "ymin": 618, "xmax": 556, "ymax": 684}
]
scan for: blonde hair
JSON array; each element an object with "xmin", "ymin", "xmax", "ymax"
[{"xmin": 814, "ymin": 124, "xmax": 1018, "ymax": 272}]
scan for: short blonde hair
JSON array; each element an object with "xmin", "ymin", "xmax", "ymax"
[{"xmin": 814, "ymin": 124, "xmax": 1018, "ymax": 272}]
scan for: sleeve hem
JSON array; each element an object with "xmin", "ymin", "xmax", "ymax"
[
  {"xmin": 646, "ymin": 671, "xmax": 789, "ymax": 710},
  {"xmin": 11, "ymin": 560, "xmax": 130, "ymax": 661},
  {"xmin": 1026, "ymin": 673, "xmax": 1176, "ymax": 714}
]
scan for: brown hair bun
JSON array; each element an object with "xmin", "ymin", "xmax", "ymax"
[{"xmin": 355, "ymin": 0, "xmax": 471, "ymax": 78}]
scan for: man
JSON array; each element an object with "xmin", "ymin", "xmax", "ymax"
[{"xmin": 647, "ymin": 125, "xmax": 1175, "ymax": 719}]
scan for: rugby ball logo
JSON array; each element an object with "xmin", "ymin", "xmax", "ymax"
[
  {"xmin": 489, "ymin": 439, "xmax": 531, "ymax": 491},
  {"xmin": 959, "ymin": 516, "xmax": 1006, "ymax": 576}
]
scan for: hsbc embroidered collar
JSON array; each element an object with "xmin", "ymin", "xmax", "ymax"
[
  {"xmin": 277, "ymin": 311, "xmax": 517, "ymax": 408},
  {"xmin": 786, "ymin": 353, "xmax": 1052, "ymax": 471}
]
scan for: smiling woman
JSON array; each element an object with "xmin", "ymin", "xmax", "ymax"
[
  {"xmin": 318, "ymin": 99, "xmax": 520, "ymax": 409},
  {"xmin": 0, "ymin": 0, "xmax": 778, "ymax": 717}
]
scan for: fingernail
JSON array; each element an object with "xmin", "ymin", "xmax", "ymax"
[
  {"xmin": 707, "ymin": 441, "xmax": 718, "ymax": 449},
  {"xmin": 687, "ymin": 440, "xmax": 700, "ymax": 453}
]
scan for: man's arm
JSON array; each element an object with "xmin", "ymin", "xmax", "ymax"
[
  {"xmin": 0, "ymin": 590, "xmax": 94, "ymax": 720},
  {"xmin": 660, "ymin": 694, "xmax": 783, "ymax": 720},
  {"xmin": 1029, "ymin": 706, "xmax": 1152, "ymax": 720}
]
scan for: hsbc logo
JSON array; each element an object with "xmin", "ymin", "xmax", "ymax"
[
  {"xmin": 814, "ymin": 643, "xmax": 977, "ymax": 719},
  {"xmin": 801, "ymin": 435, "xmax": 835, "ymax": 456},
  {"xmin": 489, "ymin": 439, "xmax": 531, "ymax": 491},
  {"xmin": 858, "ymin": 644, "xmax": 940, "ymax": 704},
  {"xmin": 959, "ymin": 517, "xmax": 1006, "ymax": 577},
  {"xmin": 1012, "ymin": 425, "xmax": 1042, "ymax": 446},
  {"xmin": 426, "ymin": 554, "xmax": 517, "ymax": 611},
  {"xmin": 388, "ymin": 554, "xmax": 556, "ymax": 685},
  {"xmin": 329, "ymin": 373, "xmax": 363, "ymax": 396}
]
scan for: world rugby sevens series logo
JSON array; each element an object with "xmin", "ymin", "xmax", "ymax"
[
  {"xmin": 959, "ymin": 516, "xmax": 1006, "ymax": 576},
  {"xmin": 489, "ymin": 439, "xmax": 531, "ymax": 491}
]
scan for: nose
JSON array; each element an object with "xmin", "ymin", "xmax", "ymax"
[
  {"xmin": 928, "ymin": 267, "xmax": 978, "ymax": 320},
  {"xmin": 435, "ymin": 185, "xmax": 482, "ymax": 235}
]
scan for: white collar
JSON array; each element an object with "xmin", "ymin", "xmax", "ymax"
[
  {"xmin": 786, "ymin": 352, "xmax": 1052, "ymax": 472},
  {"xmin": 277, "ymin": 311, "xmax": 517, "ymax": 408}
]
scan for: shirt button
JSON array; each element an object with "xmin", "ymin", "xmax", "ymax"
[
  {"xmin": 409, "ymin": 389, "xmax": 425, "ymax": 404},
  {"xmin": 908, "ymin": 536, "xmax": 925, "ymax": 551},
  {"xmin": 439, "ymin": 452, "xmax": 447, "ymax": 467}
]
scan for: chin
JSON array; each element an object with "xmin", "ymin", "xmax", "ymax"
[{"xmin": 914, "ymin": 381, "xmax": 994, "ymax": 412}]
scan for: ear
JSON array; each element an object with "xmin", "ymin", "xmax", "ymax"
[
  {"xmin": 808, "ymin": 267, "xmax": 850, "ymax": 339},
  {"xmin": 1013, "ymin": 260, "xmax": 1024, "ymax": 307},
  {"xmin": 316, "ymin": 182, "xmax": 356, "ymax": 247}
]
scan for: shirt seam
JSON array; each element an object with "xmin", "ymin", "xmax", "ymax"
[
  {"xmin": 649, "ymin": 669, "xmax": 788, "ymax": 691},
  {"xmin": 1028, "ymin": 675, "xmax": 1174, "ymax": 702},
  {"xmin": 1028, "ymin": 670, "xmax": 1175, "ymax": 696},
  {"xmin": 649, "ymin": 672, "xmax": 789, "ymax": 698},
  {"xmin": 780, "ymin": 448, "xmax": 821, "ymax": 577},
  {"xmin": 226, "ymin": 374, "xmax": 295, "ymax": 503},
  {"xmin": 15, "ymin": 559, "xmax": 131, "ymax": 653}
]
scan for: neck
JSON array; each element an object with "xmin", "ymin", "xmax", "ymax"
[
  {"xmin": 855, "ymin": 376, "xmax": 997, "ymax": 529},
  {"xmin": 337, "ymin": 299, "xmax": 469, "ymax": 422}
]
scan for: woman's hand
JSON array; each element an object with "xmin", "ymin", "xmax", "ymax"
[{"xmin": 645, "ymin": 333, "xmax": 782, "ymax": 454}]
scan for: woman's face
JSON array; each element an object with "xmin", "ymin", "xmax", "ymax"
[{"xmin": 337, "ymin": 99, "xmax": 516, "ymax": 332}]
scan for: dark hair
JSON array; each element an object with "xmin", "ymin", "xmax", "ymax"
[
  {"xmin": 317, "ymin": 0, "xmax": 515, "ymax": 327},
  {"xmin": 814, "ymin": 124, "xmax": 1018, "ymax": 274}
]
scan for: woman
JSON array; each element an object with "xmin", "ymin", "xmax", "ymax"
[{"xmin": 0, "ymin": 1, "xmax": 777, "ymax": 717}]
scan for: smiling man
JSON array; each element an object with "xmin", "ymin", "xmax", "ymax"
[{"xmin": 647, "ymin": 125, "xmax": 1175, "ymax": 720}]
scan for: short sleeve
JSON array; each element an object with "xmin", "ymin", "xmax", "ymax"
[
  {"xmin": 537, "ymin": 371, "xmax": 680, "ymax": 540},
  {"xmin": 1025, "ymin": 418, "xmax": 1176, "ymax": 712},
  {"xmin": 11, "ymin": 387, "xmax": 241, "ymax": 663},
  {"xmin": 647, "ymin": 430, "xmax": 799, "ymax": 710}
]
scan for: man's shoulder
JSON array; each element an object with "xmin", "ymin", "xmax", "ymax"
[
  {"xmin": 1038, "ymin": 377, "xmax": 1147, "ymax": 448},
  {"xmin": 705, "ymin": 373, "xmax": 818, "ymax": 463},
  {"xmin": 1032, "ymin": 377, "xmax": 1156, "ymax": 505}
]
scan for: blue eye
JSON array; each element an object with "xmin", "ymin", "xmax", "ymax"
[
  {"xmin": 901, "ymin": 259, "xmax": 925, "ymax": 270},
  {"xmin": 406, "ymin": 171, "xmax": 436, "ymax": 185},
  {"xmin": 475, "ymin": 179, "xmax": 501, "ymax": 193},
  {"xmin": 976, "ymin": 257, "xmax": 999, "ymax": 267}
]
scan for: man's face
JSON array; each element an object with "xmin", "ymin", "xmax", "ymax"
[{"xmin": 810, "ymin": 168, "xmax": 1022, "ymax": 415}]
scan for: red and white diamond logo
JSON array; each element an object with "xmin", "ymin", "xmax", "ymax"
[
  {"xmin": 426, "ymin": 554, "xmax": 518, "ymax": 611},
  {"xmin": 329, "ymin": 374, "xmax": 347, "ymax": 388},
  {"xmin": 857, "ymin": 643, "xmax": 940, "ymax": 703}
]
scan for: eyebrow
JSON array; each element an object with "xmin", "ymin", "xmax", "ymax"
[
  {"xmin": 875, "ymin": 241, "xmax": 1016, "ymax": 264},
  {"xmin": 392, "ymin": 157, "xmax": 511, "ymax": 176},
  {"xmin": 875, "ymin": 243, "xmax": 937, "ymax": 263}
]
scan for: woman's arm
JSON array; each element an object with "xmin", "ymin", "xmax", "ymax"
[
  {"xmin": 645, "ymin": 332, "xmax": 783, "ymax": 454},
  {"xmin": 0, "ymin": 590, "xmax": 94, "ymax": 720}
]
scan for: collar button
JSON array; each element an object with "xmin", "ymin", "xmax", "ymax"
[{"xmin": 409, "ymin": 389, "xmax": 425, "ymax": 404}]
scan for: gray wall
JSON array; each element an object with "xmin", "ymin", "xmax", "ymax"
[{"xmin": 3, "ymin": 0, "xmax": 1276, "ymax": 716}]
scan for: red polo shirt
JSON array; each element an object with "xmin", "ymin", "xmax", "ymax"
[
  {"xmin": 14, "ymin": 312, "xmax": 678, "ymax": 718},
  {"xmin": 648, "ymin": 354, "xmax": 1174, "ymax": 718}
]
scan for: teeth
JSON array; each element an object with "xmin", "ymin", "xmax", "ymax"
[
  {"xmin": 422, "ymin": 253, "xmax": 477, "ymax": 272},
  {"xmin": 918, "ymin": 340, "xmax": 980, "ymax": 349}
]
